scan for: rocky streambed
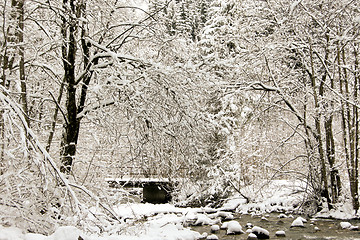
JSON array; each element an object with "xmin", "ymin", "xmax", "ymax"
[{"xmin": 191, "ymin": 212, "xmax": 360, "ymax": 240}]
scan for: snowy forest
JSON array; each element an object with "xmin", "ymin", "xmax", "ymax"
[{"xmin": 1, "ymin": 0, "xmax": 360, "ymax": 239}]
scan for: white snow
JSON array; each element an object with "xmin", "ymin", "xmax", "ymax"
[
  {"xmin": 340, "ymin": 222, "xmax": 352, "ymax": 229},
  {"xmin": 3, "ymin": 179, "xmax": 359, "ymax": 240},
  {"xmin": 193, "ymin": 214, "xmax": 214, "ymax": 226},
  {"xmin": 210, "ymin": 224, "xmax": 220, "ymax": 232},
  {"xmin": 216, "ymin": 211, "xmax": 234, "ymax": 220},
  {"xmin": 234, "ymin": 180, "xmax": 307, "ymax": 214},
  {"xmin": 315, "ymin": 201, "xmax": 357, "ymax": 219},
  {"xmin": 0, "ymin": 223, "xmax": 202, "ymax": 240},
  {"xmin": 226, "ymin": 220, "xmax": 244, "ymax": 234},
  {"xmin": 206, "ymin": 234, "xmax": 219, "ymax": 240},
  {"xmin": 275, "ymin": 230, "xmax": 286, "ymax": 237},
  {"xmin": 221, "ymin": 222, "xmax": 228, "ymax": 229},
  {"xmin": 251, "ymin": 226, "xmax": 270, "ymax": 238},
  {"xmin": 291, "ymin": 217, "xmax": 305, "ymax": 227},
  {"xmin": 248, "ymin": 233, "xmax": 257, "ymax": 239}
]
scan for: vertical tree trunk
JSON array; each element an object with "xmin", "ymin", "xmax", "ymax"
[
  {"xmin": 352, "ymin": 45, "xmax": 359, "ymax": 212},
  {"xmin": 339, "ymin": 44, "xmax": 359, "ymax": 212},
  {"xmin": 59, "ymin": 0, "xmax": 90, "ymax": 174},
  {"xmin": 309, "ymin": 38, "xmax": 331, "ymax": 208},
  {"xmin": 60, "ymin": 0, "xmax": 80, "ymax": 174},
  {"xmin": 15, "ymin": 0, "xmax": 29, "ymax": 125},
  {"xmin": 322, "ymin": 32, "xmax": 340, "ymax": 203}
]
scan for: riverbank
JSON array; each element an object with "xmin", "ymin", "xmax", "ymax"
[{"xmin": 0, "ymin": 180, "xmax": 358, "ymax": 240}]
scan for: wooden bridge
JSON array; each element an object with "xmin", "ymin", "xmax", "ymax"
[{"xmin": 105, "ymin": 177, "xmax": 175, "ymax": 204}]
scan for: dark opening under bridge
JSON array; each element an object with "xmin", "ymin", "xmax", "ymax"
[{"xmin": 106, "ymin": 177, "xmax": 175, "ymax": 204}]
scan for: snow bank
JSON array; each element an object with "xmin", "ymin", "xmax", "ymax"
[
  {"xmin": 0, "ymin": 221, "xmax": 201, "ymax": 240},
  {"xmin": 315, "ymin": 201, "xmax": 357, "ymax": 219},
  {"xmin": 222, "ymin": 180, "xmax": 307, "ymax": 214}
]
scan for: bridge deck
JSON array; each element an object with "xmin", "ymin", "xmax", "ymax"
[{"xmin": 105, "ymin": 177, "xmax": 172, "ymax": 188}]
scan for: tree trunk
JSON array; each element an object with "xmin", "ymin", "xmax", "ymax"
[
  {"xmin": 339, "ymin": 44, "xmax": 359, "ymax": 212},
  {"xmin": 60, "ymin": 0, "xmax": 79, "ymax": 174},
  {"xmin": 309, "ymin": 38, "xmax": 331, "ymax": 208},
  {"xmin": 59, "ymin": 0, "xmax": 91, "ymax": 174},
  {"xmin": 322, "ymin": 32, "xmax": 340, "ymax": 204},
  {"xmin": 15, "ymin": 0, "xmax": 29, "ymax": 125}
]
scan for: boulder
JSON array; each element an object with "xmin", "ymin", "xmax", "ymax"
[
  {"xmin": 340, "ymin": 222, "xmax": 352, "ymax": 229},
  {"xmin": 206, "ymin": 234, "xmax": 219, "ymax": 240},
  {"xmin": 291, "ymin": 217, "xmax": 305, "ymax": 228},
  {"xmin": 251, "ymin": 226, "xmax": 270, "ymax": 239},
  {"xmin": 247, "ymin": 233, "xmax": 258, "ymax": 240},
  {"xmin": 275, "ymin": 230, "xmax": 286, "ymax": 237},
  {"xmin": 210, "ymin": 225, "xmax": 220, "ymax": 233},
  {"xmin": 226, "ymin": 220, "xmax": 244, "ymax": 235}
]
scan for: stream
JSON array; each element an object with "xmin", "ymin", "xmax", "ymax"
[{"xmin": 191, "ymin": 213, "xmax": 360, "ymax": 240}]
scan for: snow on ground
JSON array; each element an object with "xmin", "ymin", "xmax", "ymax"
[
  {"xmin": 1, "ymin": 179, "xmax": 358, "ymax": 240},
  {"xmin": 315, "ymin": 200, "xmax": 357, "ymax": 219},
  {"xmin": 226, "ymin": 179, "xmax": 307, "ymax": 214}
]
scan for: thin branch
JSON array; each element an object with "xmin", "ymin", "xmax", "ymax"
[{"xmin": 48, "ymin": 90, "xmax": 68, "ymax": 125}]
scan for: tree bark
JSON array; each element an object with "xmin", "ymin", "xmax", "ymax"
[
  {"xmin": 15, "ymin": 0, "xmax": 29, "ymax": 125},
  {"xmin": 339, "ymin": 44, "xmax": 359, "ymax": 212},
  {"xmin": 60, "ymin": 0, "xmax": 79, "ymax": 174},
  {"xmin": 309, "ymin": 38, "xmax": 331, "ymax": 208}
]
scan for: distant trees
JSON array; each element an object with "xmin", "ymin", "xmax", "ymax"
[
  {"xmin": 238, "ymin": 0, "xmax": 360, "ymax": 212},
  {"xmin": 191, "ymin": 0, "xmax": 360, "ymax": 213}
]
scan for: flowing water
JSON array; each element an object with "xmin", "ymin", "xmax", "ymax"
[{"xmin": 191, "ymin": 213, "xmax": 360, "ymax": 240}]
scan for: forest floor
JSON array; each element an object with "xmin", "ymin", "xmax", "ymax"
[{"xmin": 0, "ymin": 180, "xmax": 357, "ymax": 240}]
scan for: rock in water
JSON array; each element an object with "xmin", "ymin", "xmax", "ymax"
[
  {"xmin": 210, "ymin": 224, "xmax": 220, "ymax": 233},
  {"xmin": 246, "ymin": 222, "xmax": 254, "ymax": 229},
  {"xmin": 247, "ymin": 233, "xmax": 258, "ymax": 240},
  {"xmin": 350, "ymin": 225, "xmax": 359, "ymax": 231},
  {"xmin": 221, "ymin": 222, "xmax": 228, "ymax": 229},
  {"xmin": 340, "ymin": 222, "xmax": 352, "ymax": 229},
  {"xmin": 226, "ymin": 220, "xmax": 244, "ymax": 235},
  {"xmin": 297, "ymin": 216, "xmax": 307, "ymax": 223},
  {"xmin": 206, "ymin": 234, "xmax": 219, "ymax": 240},
  {"xmin": 194, "ymin": 214, "xmax": 214, "ymax": 226},
  {"xmin": 275, "ymin": 230, "xmax": 286, "ymax": 237},
  {"xmin": 251, "ymin": 226, "xmax": 270, "ymax": 239},
  {"xmin": 291, "ymin": 217, "xmax": 305, "ymax": 228},
  {"xmin": 217, "ymin": 211, "xmax": 234, "ymax": 220}
]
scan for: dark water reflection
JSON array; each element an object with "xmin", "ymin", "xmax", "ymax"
[{"xmin": 191, "ymin": 213, "xmax": 360, "ymax": 240}]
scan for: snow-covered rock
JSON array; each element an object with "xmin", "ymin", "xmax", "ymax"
[
  {"xmin": 278, "ymin": 213, "xmax": 287, "ymax": 218},
  {"xmin": 246, "ymin": 222, "xmax": 254, "ymax": 228},
  {"xmin": 251, "ymin": 226, "xmax": 270, "ymax": 239},
  {"xmin": 206, "ymin": 234, "xmax": 219, "ymax": 240},
  {"xmin": 340, "ymin": 222, "xmax": 352, "ymax": 229},
  {"xmin": 291, "ymin": 217, "xmax": 305, "ymax": 228},
  {"xmin": 193, "ymin": 214, "xmax": 214, "ymax": 226},
  {"xmin": 210, "ymin": 224, "xmax": 220, "ymax": 233},
  {"xmin": 314, "ymin": 226, "xmax": 320, "ymax": 231},
  {"xmin": 226, "ymin": 220, "xmax": 244, "ymax": 235},
  {"xmin": 247, "ymin": 233, "xmax": 258, "ymax": 240},
  {"xmin": 297, "ymin": 216, "xmax": 307, "ymax": 223},
  {"xmin": 350, "ymin": 225, "xmax": 359, "ymax": 231},
  {"xmin": 217, "ymin": 211, "xmax": 234, "ymax": 220},
  {"xmin": 275, "ymin": 230, "xmax": 286, "ymax": 237},
  {"xmin": 221, "ymin": 222, "xmax": 228, "ymax": 229}
]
